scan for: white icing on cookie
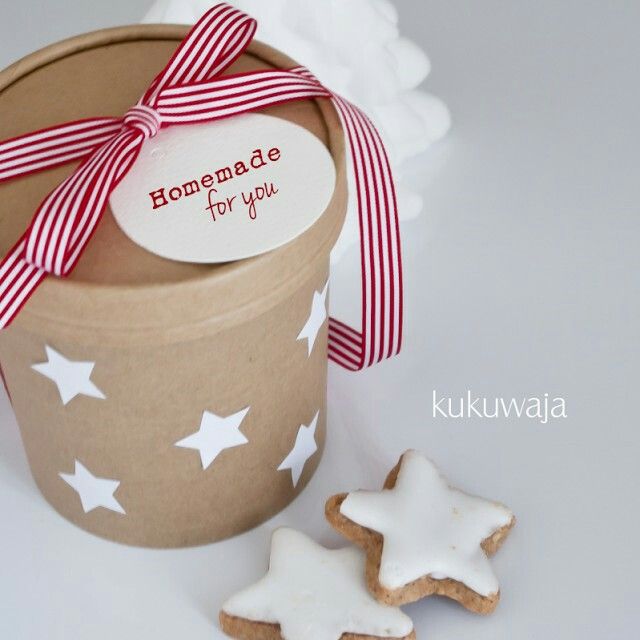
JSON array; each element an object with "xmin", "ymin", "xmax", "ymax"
[
  {"xmin": 340, "ymin": 450, "xmax": 514, "ymax": 597},
  {"xmin": 221, "ymin": 528, "xmax": 413, "ymax": 640}
]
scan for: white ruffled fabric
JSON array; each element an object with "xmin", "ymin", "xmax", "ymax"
[{"xmin": 143, "ymin": 0, "xmax": 450, "ymax": 262}]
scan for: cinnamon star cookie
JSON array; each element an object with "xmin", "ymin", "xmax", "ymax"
[
  {"xmin": 325, "ymin": 450, "xmax": 515, "ymax": 614},
  {"xmin": 220, "ymin": 528, "xmax": 415, "ymax": 640}
]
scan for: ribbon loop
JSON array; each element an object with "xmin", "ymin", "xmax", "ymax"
[
  {"xmin": 0, "ymin": 3, "xmax": 404, "ymax": 371},
  {"xmin": 142, "ymin": 3, "xmax": 257, "ymax": 106}
]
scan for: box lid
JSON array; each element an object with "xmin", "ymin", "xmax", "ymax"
[{"xmin": 0, "ymin": 26, "xmax": 346, "ymax": 343}]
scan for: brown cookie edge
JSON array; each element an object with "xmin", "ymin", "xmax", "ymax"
[{"xmin": 219, "ymin": 611, "xmax": 416, "ymax": 640}]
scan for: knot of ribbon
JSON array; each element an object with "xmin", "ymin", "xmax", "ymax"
[
  {"xmin": 0, "ymin": 3, "xmax": 403, "ymax": 371},
  {"xmin": 122, "ymin": 105, "xmax": 163, "ymax": 140}
]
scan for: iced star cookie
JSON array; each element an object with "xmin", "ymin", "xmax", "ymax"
[
  {"xmin": 219, "ymin": 528, "xmax": 415, "ymax": 640},
  {"xmin": 325, "ymin": 450, "xmax": 515, "ymax": 614}
]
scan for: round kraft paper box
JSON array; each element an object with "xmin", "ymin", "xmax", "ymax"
[{"xmin": 0, "ymin": 26, "xmax": 347, "ymax": 547}]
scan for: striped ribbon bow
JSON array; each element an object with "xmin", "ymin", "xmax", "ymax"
[{"xmin": 0, "ymin": 3, "xmax": 402, "ymax": 371}]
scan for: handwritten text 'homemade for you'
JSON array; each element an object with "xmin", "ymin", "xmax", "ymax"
[{"xmin": 148, "ymin": 146, "xmax": 281, "ymax": 222}]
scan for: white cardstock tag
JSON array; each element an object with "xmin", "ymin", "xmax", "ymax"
[{"xmin": 110, "ymin": 113, "xmax": 336, "ymax": 263}]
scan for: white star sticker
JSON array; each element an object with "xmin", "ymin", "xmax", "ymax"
[
  {"xmin": 277, "ymin": 411, "xmax": 319, "ymax": 487},
  {"xmin": 59, "ymin": 460, "xmax": 125, "ymax": 515},
  {"xmin": 32, "ymin": 345, "xmax": 105, "ymax": 406},
  {"xmin": 175, "ymin": 407, "xmax": 250, "ymax": 470},
  {"xmin": 339, "ymin": 450, "xmax": 514, "ymax": 597},
  {"xmin": 221, "ymin": 528, "xmax": 414, "ymax": 640},
  {"xmin": 297, "ymin": 281, "xmax": 328, "ymax": 356}
]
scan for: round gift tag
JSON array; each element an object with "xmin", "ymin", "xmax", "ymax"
[{"xmin": 110, "ymin": 113, "xmax": 336, "ymax": 263}]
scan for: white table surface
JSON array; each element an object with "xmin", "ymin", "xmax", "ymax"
[{"xmin": 1, "ymin": 1, "xmax": 638, "ymax": 638}]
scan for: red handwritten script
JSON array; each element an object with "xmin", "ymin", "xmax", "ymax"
[{"xmin": 148, "ymin": 146, "xmax": 281, "ymax": 213}]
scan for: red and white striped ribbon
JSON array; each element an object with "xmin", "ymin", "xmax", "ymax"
[{"xmin": 0, "ymin": 3, "xmax": 402, "ymax": 371}]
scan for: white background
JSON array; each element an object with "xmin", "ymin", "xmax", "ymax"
[{"xmin": 1, "ymin": 1, "xmax": 638, "ymax": 638}]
